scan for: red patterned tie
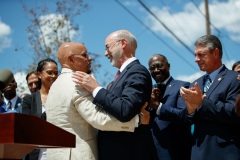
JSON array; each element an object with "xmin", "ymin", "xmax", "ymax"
[{"xmin": 114, "ymin": 70, "xmax": 121, "ymax": 81}]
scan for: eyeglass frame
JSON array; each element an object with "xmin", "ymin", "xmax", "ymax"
[
  {"xmin": 71, "ymin": 52, "xmax": 90, "ymax": 59},
  {"xmin": 105, "ymin": 40, "xmax": 121, "ymax": 51}
]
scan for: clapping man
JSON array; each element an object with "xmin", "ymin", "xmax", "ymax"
[
  {"xmin": 180, "ymin": 35, "xmax": 240, "ymax": 160},
  {"xmin": 148, "ymin": 54, "xmax": 191, "ymax": 160}
]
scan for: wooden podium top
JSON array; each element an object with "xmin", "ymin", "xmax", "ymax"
[{"xmin": 0, "ymin": 113, "xmax": 75, "ymax": 159}]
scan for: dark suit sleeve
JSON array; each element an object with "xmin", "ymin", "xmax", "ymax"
[
  {"xmin": 159, "ymin": 82, "xmax": 190, "ymax": 124},
  {"xmin": 197, "ymin": 73, "xmax": 240, "ymax": 124},
  {"xmin": 22, "ymin": 95, "xmax": 32, "ymax": 115},
  {"xmin": 93, "ymin": 67, "xmax": 152, "ymax": 122}
]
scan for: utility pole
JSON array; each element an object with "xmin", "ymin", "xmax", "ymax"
[{"xmin": 205, "ymin": 0, "xmax": 211, "ymax": 35}]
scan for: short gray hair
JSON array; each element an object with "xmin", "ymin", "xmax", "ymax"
[
  {"xmin": 195, "ymin": 35, "xmax": 222, "ymax": 58},
  {"xmin": 116, "ymin": 31, "xmax": 137, "ymax": 49}
]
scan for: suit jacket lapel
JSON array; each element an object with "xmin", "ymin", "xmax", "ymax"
[
  {"xmin": 109, "ymin": 60, "xmax": 139, "ymax": 92},
  {"xmin": 163, "ymin": 77, "xmax": 175, "ymax": 97},
  {"xmin": 14, "ymin": 97, "xmax": 22, "ymax": 109},
  {"xmin": 205, "ymin": 66, "xmax": 227, "ymax": 98},
  {"xmin": 14, "ymin": 97, "xmax": 22, "ymax": 113}
]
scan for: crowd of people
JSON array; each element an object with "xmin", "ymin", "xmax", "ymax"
[{"xmin": 0, "ymin": 30, "xmax": 240, "ymax": 160}]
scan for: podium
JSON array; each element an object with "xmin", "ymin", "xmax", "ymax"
[{"xmin": 0, "ymin": 113, "xmax": 75, "ymax": 160}]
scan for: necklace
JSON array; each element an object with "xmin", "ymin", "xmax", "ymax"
[{"xmin": 41, "ymin": 96, "xmax": 47, "ymax": 99}]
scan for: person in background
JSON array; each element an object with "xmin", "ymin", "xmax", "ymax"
[
  {"xmin": 2, "ymin": 77, "xmax": 22, "ymax": 113},
  {"xmin": 22, "ymin": 58, "xmax": 58, "ymax": 160},
  {"xmin": 46, "ymin": 42, "xmax": 149, "ymax": 160},
  {"xmin": 26, "ymin": 71, "xmax": 39, "ymax": 93},
  {"xmin": 232, "ymin": 61, "xmax": 240, "ymax": 73},
  {"xmin": 72, "ymin": 30, "xmax": 158, "ymax": 160},
  {"xmin": 148, "ymin": 54, "xmax": 191, "ymax": 160},
  {"xmin": 180, "ymin": 35, "xmax": 240, "ymax": 160},
  {"xmin": 20, "ymin": 93, "xmax": 30, "ymax": 99},
  {"xmin": 232, "ymin": 61, "xmax": 240, "ymax": 80},
  {"xmin": 0, "ymin": 91, "xmax": 6, "ymax": 113},
  {"xmin": 232, "ymin": 61, "xmax": 240, "ymax": 116}
]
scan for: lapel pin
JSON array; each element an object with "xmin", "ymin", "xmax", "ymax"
[
  {"xmin": 218, "ymin": 78, "xmax": 222, "ymax": 81},
  {"xmin": 168, "ymin": 84, "xmax": 171, "ymax": 87}
]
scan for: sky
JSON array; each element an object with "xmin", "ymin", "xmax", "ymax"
[{"xmin": 0, "ymin": 0, "xmax": 240, "ymax": 94}]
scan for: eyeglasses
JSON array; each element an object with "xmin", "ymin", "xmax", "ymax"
[
  {"xmin": 43, "ymin": 70, "xmax": 59, "ymax": 76},
  {"xmin": 105, "ymin": 40, "xmax": 121, "ymax": 50},
  {"xmin": 71, "ymin": 52, "xmax": 89, "ymax": 58},
  {"xmin": 149, "ymin": 64, "xmax": 164, "ymax": 71}
]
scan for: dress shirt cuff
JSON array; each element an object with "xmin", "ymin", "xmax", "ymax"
[
  {"xmin": 135, "ymin": 114, "xmax": 139, "ymax": 128},
  {"xmin": 92, "ymin": 86, "xmax": 102, "ymax": 97},
  {"xmin": 156, "ymin": 103, "xmax": 162, "ymax": 115}
]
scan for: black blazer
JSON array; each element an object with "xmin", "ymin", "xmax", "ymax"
[
  {"xmin": 22, "ymin": 90, "xmax": 45, "ymax": 160},
  {"xmin": 93, "ymin": 60, "xmax": 158, "ymax": 160}
]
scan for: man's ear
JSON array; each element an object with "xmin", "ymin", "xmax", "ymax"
[
  {"xmin": 213, "ymin": 48, "xmax": 220, "ymax": 57},
  {"xmin": 68, "ymin": 56, "xmax": 74, "ymax": 63}
]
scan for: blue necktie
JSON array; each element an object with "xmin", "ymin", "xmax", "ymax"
[
  {"xmin": 6, "ymin": 100, "xmax": 12, "ymax": 110},
  {"xmin": 204, "ymin": 75, "xmax": 212, "ymax": 94},
  {"xmin": 192, "ymin": 75, "xmax": 212, "ymax": 135}
]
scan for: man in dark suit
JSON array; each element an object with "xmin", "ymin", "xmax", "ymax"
[
  {"xmin": 1, "ymin": 78, "xmax": 22, "ymax": 113},
  {"xmin": 72, "ymin": 30, "xmax": 158, "ymax": 160},
  {"xmin": 180, "ymin": 35, "xmax": 240, "ymax": 160},
  {"xmin": 148, "ymin": 54, "xmax": 191, "ymax": 160}
]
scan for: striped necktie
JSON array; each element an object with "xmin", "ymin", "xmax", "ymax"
[
  {"xmin": 204, "ymin": 75, "xmax": 212, "ymax": 94},
  {"xmin": 6, "ymin": 100, "xmax": 12, "ymax": 110}
]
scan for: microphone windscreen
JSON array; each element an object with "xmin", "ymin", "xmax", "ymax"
[{"xmin": 0, "ymin": 69, "xmax": 14, "ymax": 90}]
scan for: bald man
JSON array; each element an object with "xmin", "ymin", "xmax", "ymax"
[{"xmin": 46, "ymin": 42, "xmax": 148, "ymax": 160}]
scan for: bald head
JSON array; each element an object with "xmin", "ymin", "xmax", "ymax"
[
  {"xmin": 58, "ymin": 42, "xmax": 86, "ymax": 66},
  {"xmin": 58, "ymin": 42, "xmax": 92, "ymax": 73}
]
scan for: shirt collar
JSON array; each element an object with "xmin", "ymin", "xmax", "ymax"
[
  {"xmin": 119, "ymin": 57, "xmax": 137, "ymax": 72},
  {"xmin": 162, "ymin": 76, "xmax": 171, "ymax": 85},
  {"xmin": 4, "ymin": 95, "xmax": 18, "ymax": 108},
  {"xmin": 207, "ymin": 65, "xmax": 223, "ymax": 82}
]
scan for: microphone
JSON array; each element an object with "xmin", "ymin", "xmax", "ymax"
[{"xmin": 0, "ymin": 69, "xmax": 14, "ymax": 90}]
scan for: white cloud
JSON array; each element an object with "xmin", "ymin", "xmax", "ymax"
[
  {"xmin": 176, "ymin": 71, "xmax": 205, "ymax": 83},
  {"xmin": 14, "ymin": 72, "xmax": 30, "ymax": 95},
  {"xmin": 124, "ymin": 1, "xmax": 138, "ymax": 7},
  {"xmin": 37, "ymin": 14, "xmax": 77, "ymax": 54},
  {"xmin": 224, "ymin": 59, "xmax": 236, "ymax": 70},
  {"xmin": 146, "ymin": 0, "xmax": 240, "ymax": 45},
  {"xmin": 0, "ymin": 18, "xmax": 12, "ymax": 52},
  {"xmin": 176, "ymin": 60, "xmax": 236, "ymax": 82}
]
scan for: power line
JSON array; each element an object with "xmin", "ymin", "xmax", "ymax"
[
  {"xmin": 138, "ymin": 0, "xmax": 194, "ymax": 57},
  {"xmin": 115, "ymin": 0, "xmax": 199, "ymax": 71},
  {"xmin": 191, "ymin": 0, "xmax": 240, "ymax": 46},
  {"xmin": 159, "ymin": 0, "xmax": 193, "ymax": 44},
  {"xmin": 190, "ymin": 0, "xmax": 237, "ymax": 62}
]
